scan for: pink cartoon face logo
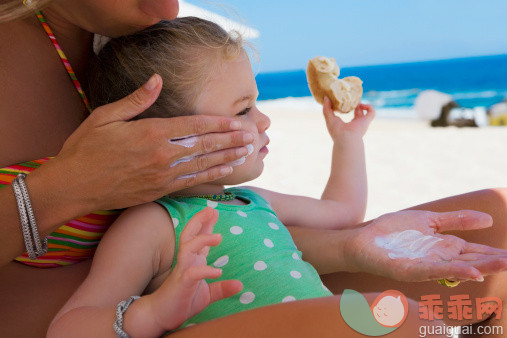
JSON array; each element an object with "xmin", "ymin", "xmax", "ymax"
[{"xmin": 371, "ymin": 290, "xmax": 409, "ymax": 328}]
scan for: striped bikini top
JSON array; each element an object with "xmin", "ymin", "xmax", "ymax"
[{"xmin": 0, "ymin": 11, "xmax": 120, "ymax": 268}]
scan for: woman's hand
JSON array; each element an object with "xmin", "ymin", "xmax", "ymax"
[
  {"xmin": 31, "ymin": 75, "xmax": 253, "ymax": 216},
  {"xmin": 345, "ymin": 210, "xmax": 507, "ymax": 282},
  {"xmin": 322, "ymin": 97, "xmax": 375, "ymax": 139},
  {"xmin": 147, "ymin": 207, "xmax": 243, "ymax": 331}
]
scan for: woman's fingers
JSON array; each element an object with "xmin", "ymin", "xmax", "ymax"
[
  {"xmin": 170, "ymin": 165, "xmax": 233, "ymax": 192},
  {"xmin": 208, "ymin": 280, "xmax": 244, "ymax": 303},
  {"xmin": 164, "ymin": 115, "xmax": 247, "ymax": 141},
  {"xmin": 171, "ymin": 147, "xmax": 248, "ymax": 175},
  {"xmin": 463, "ymin": 242, "xmax": 507, "ymax": 255},
  {"xmin": 90, "ymin": 74, "xmax": 163, "ymax": 125},
  {"xmin": 403, "ymin": 259, "xmax": 482, "ymax": 282},
  {"xmin": 452, "ymin": 255, "xmax": 507, "ymax": 274},
  {"xmin": 427, "ymin": 210, "xmax": 493, "ymax": 233}
]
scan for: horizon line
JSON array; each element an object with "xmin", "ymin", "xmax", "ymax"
[{"xmin": 258, "ymin": 53, "xmax": 507, "ymax": 75}]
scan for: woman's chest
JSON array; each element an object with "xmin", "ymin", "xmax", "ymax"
[{"xmin": 0, "ymin": 19, "xmax": 88, "ymax": 166}]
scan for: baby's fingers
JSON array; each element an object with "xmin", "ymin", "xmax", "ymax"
[
  {"xmin": 183, "ymin": 265, "xmax": 223, "ymax": 283},
  {"xmin": 180, "ymin": 207, "xmax": 219, "ymax": 243},
  {"xmin": 209, "ymin": 279, "xmax": 243, "ymax": 303},
  {"xmin": 354, "ymin": 103, "xmax": 375, "ymax": 122},
  {"xmin": 322, "ymin": 97, "xmax": 344, "ymax": 126},
  {"xmin": 179, "ymin": 233, "xmax": 222, "ymax": 258}
]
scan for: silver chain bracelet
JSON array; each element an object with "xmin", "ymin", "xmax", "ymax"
[
  {"xmin": 113, "ymin": 296, "xmax": 141, "ymax": 338},
  {"xmin": 12, "ymin": 173, "xmax": 48, "ymax": 260}
]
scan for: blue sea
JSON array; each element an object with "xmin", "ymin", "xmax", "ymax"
[{"xmin": 256, "ymin": 54, "xmax": 507, "ymax": 110}]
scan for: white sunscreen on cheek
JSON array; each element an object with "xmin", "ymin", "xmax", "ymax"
[
  {"xmin": 246, "ymin": 144, "xmax": 254, "ymax": 156},
  {"xmin": 227, "ymin": 144, "xmax": 254, "ymax": 167},
  {"xmin": 228, "ymin": 157, "xmax": 246, "ymax": 167},
  {"xmin": 374, "ymin": 230, "xmax": 443, "ymax": 259},
  {"xmin": 169, "ymin": 135, "xmax": 198, "ymax": 148}
]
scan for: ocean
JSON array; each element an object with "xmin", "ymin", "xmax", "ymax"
[{"xmin": 256, "ymin": 54, "xmax": 507, "ymax": 111}]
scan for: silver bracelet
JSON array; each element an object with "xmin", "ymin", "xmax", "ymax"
[
  {"xmin": 114, "ymin": 296, "xmax": 141, "ymax": 338},
  {"xmin": 12, "ymin": 173, "xmax": 48, "ymax": 260}
]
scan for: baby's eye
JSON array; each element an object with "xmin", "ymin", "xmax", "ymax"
[{"xmin": 236, "ymin": 107, "xmax": 251, "ymax": 116}]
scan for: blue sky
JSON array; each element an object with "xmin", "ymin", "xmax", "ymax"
[{"xmin": 186, "ymin": 0, "xmax": 507, "ymax": 73}]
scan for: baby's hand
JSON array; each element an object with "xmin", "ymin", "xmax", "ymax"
[
  {"xmin": 148, "ymin": 207, "xmax": 243, "ymax": 331},
  {"xmin": 323, "ymin": 96, "xmax": 375, "ymax": 140}
]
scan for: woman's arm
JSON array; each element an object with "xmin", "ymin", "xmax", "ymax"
[
  {"xmin": 287, "ymin": 209, "xmax": 507, "ymax": 281},
  {"xmin": 0, "ymin": 76, "xmax": 253, "ymax": 266}
]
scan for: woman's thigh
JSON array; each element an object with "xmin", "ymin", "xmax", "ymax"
[
  {"xmin": 322, "ymin": 188, "xmax": 507, "ymax": 326},
  {"xmin": 170, "ymin": 294, "xmax": 442, "ymax": 338}
]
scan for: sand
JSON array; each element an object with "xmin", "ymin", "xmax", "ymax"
[{"xmin": 250, "ymin": 98, "xmax": 507, "ymax": 221}]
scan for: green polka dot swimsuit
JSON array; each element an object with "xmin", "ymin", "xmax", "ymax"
[{"xmin": 155, "ymin": 187, "xmax": 332, "ymax": 330}]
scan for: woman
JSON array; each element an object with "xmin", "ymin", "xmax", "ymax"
[{"xmin": 0, "ymin": 0, "xmax": 505, "ymax": 336}]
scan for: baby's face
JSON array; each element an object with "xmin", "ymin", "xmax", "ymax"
[{"xmin": 194, "ymin": 52, "xmax": 271, "ymax": 185}]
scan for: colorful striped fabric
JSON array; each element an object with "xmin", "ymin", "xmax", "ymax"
[
  {"xmin": 35, "ymin": 11, "xmax": 92, "ymax": 113},
  {"xmin": 1, "ymin": 159, "xmax": 120, "ymax": 267}
]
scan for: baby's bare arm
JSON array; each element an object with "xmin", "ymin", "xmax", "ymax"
[{"xmin": 48, "ymin": 203, "xmax": 175, "ymax": 338}]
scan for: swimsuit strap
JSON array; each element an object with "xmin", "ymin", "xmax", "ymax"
[{"xmin": 35, "ymin": 11, "xmax": 92, "ymax": 113}]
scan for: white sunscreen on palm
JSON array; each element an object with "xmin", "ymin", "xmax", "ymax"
[{"xmin": 374, "ymin": 230, "xmax": 443, "ymax": 259}]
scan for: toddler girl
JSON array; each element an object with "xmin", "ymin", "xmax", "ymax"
[{"xmin": 48, "ymin": 17, "xmax": 374, "ymax": 337}]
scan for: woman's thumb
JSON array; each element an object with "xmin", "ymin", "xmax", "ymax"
[{"xmin": 89, "ymin": 74, "xmax": 162, "ymax": 126}]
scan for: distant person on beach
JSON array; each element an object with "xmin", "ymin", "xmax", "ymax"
[
  {"xmin": 2, "ymin": 1, "xmax": 507, "ymax": 336},
  {"xmin": 48, "ymin": 18, "xmax": 507, "ymax": 336}
]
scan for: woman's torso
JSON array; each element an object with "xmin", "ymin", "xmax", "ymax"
[{"xmin": 0, "ymin": 15, "xmax": 95, "ymax": 336}]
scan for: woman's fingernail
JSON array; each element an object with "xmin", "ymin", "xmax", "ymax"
[
  {"xmin": 244, "ymin": 133, "xmax": 254, "ymax": 143},
  {"xmin": 231, "ymin": 121, "xmax": 242, "ymax": 130},
  {"xmin": 475, "ymin": 276, "xmax": 484, "ymax": 282},
  {"xmin": 144, "ymin": 74, "xmax": 159, "ymax": 91},
  {"xmin": 237, "ymin": 147, "xmax": 248, "ymax": 156},
  {"xmin": 220, "ymin": 166, "xmax": 233, "ymax": 176}
]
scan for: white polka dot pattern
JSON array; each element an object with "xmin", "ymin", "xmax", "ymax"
[
  {"xmin": 213, "ymin": 255, "xmax": 229, "ymax": 268},
  {"xmin": 230, "ymin": 226, "xmax": 243, "ymax": 235},
  {"xmin": 282, "ymin": 296, "xmax": 296, "ymax": 303},
  {"xmin": 268, "ymin": 222, "xmax": 279, "ymax": 230},
  {"xmin": 290, "ymin": 270, "xmax": 302, "ymax": 279},
  {"xmin": 254, "ymin": 261, "xmax": 267, "ymax": 271},
  {"xmin": 207, "ymin": 200, "xmax": 218, "ymax": 208},
  {"xmin": 240, "ymin": 292, "xmax": 255, "ymax": 304},
  {"xmin": 156, "ymin": 187, "xmax": 333, "ymax": 330}
]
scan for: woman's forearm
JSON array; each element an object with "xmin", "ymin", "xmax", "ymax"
[
  {"xmin": 286, "ymin": 225, "xmax": 359, "ymax": 275},
  {"xmin": 0, "ymin": 161, "xmax": 90, "ymax": 266}
]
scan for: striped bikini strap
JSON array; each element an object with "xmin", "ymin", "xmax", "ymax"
[{"xmin": 35, "ymin": 11, "xmax": 92, "ymax": 113}]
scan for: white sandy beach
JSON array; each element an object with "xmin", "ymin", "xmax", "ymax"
[{"xmin": 250, "ymin": 98, "xmax": 507, "ymax": 221}]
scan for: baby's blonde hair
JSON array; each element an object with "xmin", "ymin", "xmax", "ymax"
[
  {"xmin": 89, "ymin": 17, "xmax": 245, "ymax": 119},
  {"xmin": 0, "ymin": 0, "xmax": 53, "ymax": 22}
]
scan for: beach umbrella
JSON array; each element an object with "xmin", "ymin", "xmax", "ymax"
[
  {"xmin": 414, "ymin": 90, "xmax": 453, "ymax": 120},
  {"xmin": 178, "ymin": 1, "xmax": 260, "ymax": 39},
  {"xmin": 489, "ymin": 101, "xmax": 507, "ymax": 117}
]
